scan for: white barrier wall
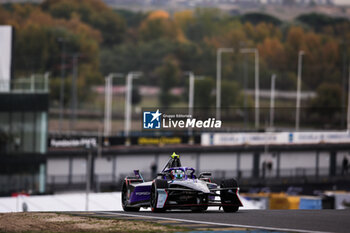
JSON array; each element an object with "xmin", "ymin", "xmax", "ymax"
[
  {"xmin": 0, "ymin": 192, "xmax": 258, "ymax": 213},
  {"xmin": 0, "ymin": 192, "xmax": 122, "ymax": 213},
  {"xmin": 337, "ymin": 151, "xmax": 350, "ymax": 167},
  {"xmin": 116, "ymin": 154, "xmax": 155, "ymax": 178},
  {"xmin": 280, "ymin": 152, "xmax": 316, "ymax": 169},
  {"xmin": 95, "ymin": 157, "xmax": 113, "ymax": 175},
  {"xmin": 319, "ymin": 152, "xmax": 330, "ymax": 176},
  {"xmin": 173, "ymin": 153, "xmax": 197, "ymax": 168},
  {"xmin": 240, "ymin": 153, "xmax": 254, "ymax": 171},
  {"xmin": 46, "ymin": 150, "xmax": 334, "ymax": 184},
  {"xmin": 199, "ymin": 153, "xmax": 237, "ymax": 171},
  {"xmin": 47, "ymin": 158, "xmax": 69, "ymax": 176},
  {"xmin": 72, "ymin": 158, "xmax": 87, "ymax": 175}
]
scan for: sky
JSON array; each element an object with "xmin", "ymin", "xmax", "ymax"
[
  {"xmin": 333, "ymin": 0, "xmax": 350, "ymax": 5},
  {"xmin": 259, "ymin": 0, "xmax": 350, "ymax": 5}
]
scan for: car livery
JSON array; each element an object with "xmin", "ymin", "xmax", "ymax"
[{"xmin": 121, "ymin": 153, "xmax": 243, "ymax": 212}]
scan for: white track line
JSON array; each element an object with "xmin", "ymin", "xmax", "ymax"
[{"xmin": 97, "ymin": 211, "xmax": 330, "ymax": 233}]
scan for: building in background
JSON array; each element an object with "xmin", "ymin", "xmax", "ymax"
[
  {"xmin": 0, "ymin": 26, "xmax": 49, "ymax": 196},
  {"xmin": 0, "ymin": 75, "xmax": 49, "ymax": 197}
]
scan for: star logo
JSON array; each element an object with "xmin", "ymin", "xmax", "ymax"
[
  {"xmin": 143, "ymin": 109, "xmax": 162, "ymax": 129},
  {"xmin": 151, "ymin": 109, "xmax": 162, "ymax": 122}
]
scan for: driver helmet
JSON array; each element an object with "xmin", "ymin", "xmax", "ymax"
[{"xmin": 172, "ymin": 169, "xmax": 184, "ymax": 180}]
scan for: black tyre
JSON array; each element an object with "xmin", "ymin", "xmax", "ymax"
[
  {"xmin": 121, "ymin": 181, "xmax": 140, "ymax": 212},
  {"xmin": 220, "ymin": 179, "xmax": 239, "ymax": 213},
  {"xmin": 191, "ymin": 194, "xmax": 209, "ymax": 212},
  {"xmin": 150, "ymin": 179, "xmax": 168, "ymax": 212}
]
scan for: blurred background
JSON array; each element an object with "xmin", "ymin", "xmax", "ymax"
[{"xmin": 0, "ymin": 0, "xmax": 350, "ymax": 212}]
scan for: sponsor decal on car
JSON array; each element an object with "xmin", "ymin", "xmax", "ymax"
[{"xmin": 135, "ymin": 192, "xmax": 150, "ymax": 196}]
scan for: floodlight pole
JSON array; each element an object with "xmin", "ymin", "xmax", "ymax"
[
  {"xmin": 347, "ymin": 63, "xmax": 350, "ymax": 131},
  {"xmin": 58, "ymin": 38, "xmax": 67, "ymax": 133},
  {"xmin": 85, "ymin": 144, "xmax": 92, "ymax": 211},
  {"xmin": 295, "ymin": 50, "xmax": 305, "ymax": 131},
  {"xmin": 44, "ymin": 72, "xmax": 50, "ymax": 92},
  {"xmin": 240, "ymin": 48, "xmax": 260, "ymax": 128},
  {"xmin": 104, "ymin": 73, "xmax": 124, "ymax": 137},
  {"xmin": 216, "ymin": 48, "xmax": 234, "ymax": 120},
  {"xmin": 70, "ymin": 53, "xmax": 79, "ymax": 130},
  {"xmin": 189, "ymin": 72, "xmax": 195, "ymax": 118},
  {"xmin": 186, "ymin": 72, "xmax": 204, "ymax": 139},
  {"xmin": 270, "ymin": 74, "xmax": 276, "ymax": 129},
  {"xmin": 124, "ymin": 72, "xmax": 142, "ymax": 145},
  {"xmin": 255, "ymin": 49, "xmax": 260, "ymax": 129}
]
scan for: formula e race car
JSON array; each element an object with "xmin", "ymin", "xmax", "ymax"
[{"xmin": 121, "ymin": 153, "xmax": 243, "ymax": 212}]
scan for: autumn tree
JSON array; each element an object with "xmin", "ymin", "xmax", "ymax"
[
  {"xmin": 42, "ymin": 0, "xmax": 125, "ymax": 45},
  {"xmin": 155, "ymin": 56, "xmax": 181, "ymax": 107},
  {"xmin": 308, "ymin": 82, "xmax": 343, "ymax": 121},
  {"xmin": 194, "ymin": 77, "xmax": 214, "ymax": 108},
  {"xmin": 139, "ymin": 10, "xmax": 185, "ymax": 42}
]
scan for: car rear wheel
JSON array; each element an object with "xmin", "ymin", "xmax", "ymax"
[
  {"xmin": 220, "ymin": 179, "xmax": 239, "ymax": 213},
  {"xmin": 121, "ymin": 181, "xmax": 140, "ymax": 212},
  {"xmin": 150, "ymin": 179, "xmax": 168, "ymax": 212}
]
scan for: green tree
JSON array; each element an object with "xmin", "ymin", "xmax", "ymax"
[
  {"xmin": 139, "ymin": 13, "xmax": 184, "ymax": 42},
  {"xmin": 155, "ymin": 56, "xmax": 181, "ymax": 107},
  {"xmin": 309, "ymin": 82, "xmax": 342, "ymax": 120},
  {"xmin": 297, "ymin": 13, "xmax": 348, "ymax": 32},
  {"xmin": 132, "ymin": 87, "xmax": 141, "ymax": 105},
  {"xmin": 185, "ymin": 8, "xmax": 225, "ymax": 42},
  {"xmin": 43, "ymin": 0, "xmax": 126, "ymax": 45},
  {"xmin": 194, "ymin": 77, "xmax": 214, "ymax": 108},
  {"xmin": 241, "ymin": 13, "xmax": 282, "ymax": 26},
  {"xmin": 221, "ymin": 80, "xmax": 241, "ymax": 107}
]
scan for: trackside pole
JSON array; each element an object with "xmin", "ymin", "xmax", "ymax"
[
  {"xmin": 86, "ymin": 146, "xmax": 92, "ymax": 211},
  {"xmin": 347, "ymin": 63, "xmax": 350, "ymax": 132}
]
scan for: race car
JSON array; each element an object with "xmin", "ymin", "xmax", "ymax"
[{"xmin": 121, "ymin": 152, "xmax": 243, "ymax": 212}]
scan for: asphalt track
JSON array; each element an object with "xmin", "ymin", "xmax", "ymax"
[{"xmin": 76, "ymin": 209, "xmax": 350, "ymax": 233}]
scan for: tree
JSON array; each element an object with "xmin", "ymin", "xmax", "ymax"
[
  {"xmin": 258, "ymin": 38, "xmax": 286, "ymax": 71},
  {"xmin": 185, "ymin": 8, "xmax": 224, "ymax": 42},
  {"xmin": 309, "ymin": 82, "xmax": 342, "ymax": 120},
  {"xmin": 139, "ymin": 10, "xmax": 185, "ymax": 42},
  {"xmin": 132, "ymin": 87, "xmax": 141, "ymax": 105},
  {"xmin": 297, "ymin": 13, "xmax": 349, "ymax": 33},
  {"xmin": 155, "ymin": 56, "xmax": 181, "ymax": 107},
  {"xmin": 43, "ymin": 0, "xmax": 126, "ymax": 45},
  {"xmin": 194, "ymin": 77, "xmax": 214, "ymax": 108},
  {"xmin": 221, "ymin": 80, "xmax": 241, "ymax": 108},
  {"xmin": 99, "ymin": 39, "xmax": 180, "ymax": 79},
  {"xmin": 241, "ymin": 13, "xmax": 282, "ymax": 26},
  {"xmin": 114, "ymin": 9, "xmax": 146, "ymax": 27},
  {"xmin": 174, "ymin": 10, "xmax": 194, "ymax": 31}
]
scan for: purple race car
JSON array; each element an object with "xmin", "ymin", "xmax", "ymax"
[{"xmin": 121, "ymin": 153, "xmax": 243, "ymax": 212}]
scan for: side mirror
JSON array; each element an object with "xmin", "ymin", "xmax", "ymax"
[{"xmin": 199, "ymin": 172, "xmax": 211, "ymax": 178}]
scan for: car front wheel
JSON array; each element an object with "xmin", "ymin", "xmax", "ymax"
[
  {"xmin": 121, "ymin": 181, "xmax": 140, "ymax": 212},
  {"xmin": 220, "ymin": 179, "xmax": 239, "ymax": 213},
  {"xmin": 150, "ymin": 179, "xmax": 167, "ymax": 212}
]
